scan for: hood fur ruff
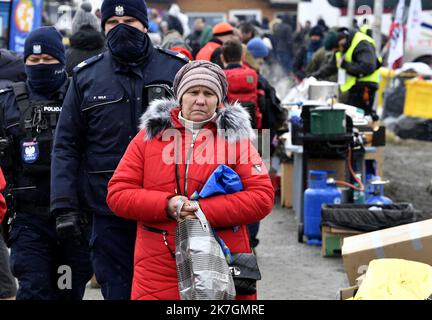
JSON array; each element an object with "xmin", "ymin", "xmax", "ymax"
[{"xmin": 139, "ymin": 98, "xmax": 256, "ymax": 142}]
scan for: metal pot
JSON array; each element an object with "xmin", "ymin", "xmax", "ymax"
[{"xmin": 308, "ymin": 82, "xmax": 339, "ymax": 102}]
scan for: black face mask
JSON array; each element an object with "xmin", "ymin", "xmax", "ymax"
[
  {"xmin": 25, "ymin": 63, "xmax": 67, "ymax": 94},
  {"xmin": 107, "ymin": 24, "xmax": 153, "ymax": 65}
]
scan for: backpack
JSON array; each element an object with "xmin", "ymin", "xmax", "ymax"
[{"xmin": 225, "ymin": 66, "xmax": 262, "ymax": 129}]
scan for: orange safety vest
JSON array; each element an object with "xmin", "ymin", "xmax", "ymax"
[{"xmin": 196, "ymin": 41, "xmax": 221, "ymax": 61}]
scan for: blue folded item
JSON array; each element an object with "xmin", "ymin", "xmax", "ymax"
[{"xmin": 198, "ymin": 164, "xmax": 243, "ymax": 198}]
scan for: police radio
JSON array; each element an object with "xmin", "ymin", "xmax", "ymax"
[{"xmin": 144, "ymin": 84, "xmax": 174, "ymax": 105}]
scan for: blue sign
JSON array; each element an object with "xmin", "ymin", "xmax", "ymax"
[{"xmin": 8, "ymin": 0, "xmax": 43, "ymax": 53}]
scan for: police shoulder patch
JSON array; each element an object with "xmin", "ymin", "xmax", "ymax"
[
  {"xmin": 73, "ymin": 53, "xmax": 104, "ymax": 73},
  {"xmin": 155, "ymin": 46, "xmax": 190, "ymax": 63}
]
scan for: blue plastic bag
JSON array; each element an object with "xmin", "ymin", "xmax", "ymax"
[{"xmin": 193, "ymin": 165, "xmax": 243, "ymax": 199}]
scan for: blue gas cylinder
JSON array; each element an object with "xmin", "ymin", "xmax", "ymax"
[
  {"xmin": 304, "ymin": 170, "xmax": 342, "ymax": 245},
  {"xmin": 366, "ymin": 181, "xmax": 393, "ymax": 205}
]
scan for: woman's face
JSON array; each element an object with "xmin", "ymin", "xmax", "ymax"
[{"xmin": 181, "ymin": 86, "xmax": 219, "ymax": 122}]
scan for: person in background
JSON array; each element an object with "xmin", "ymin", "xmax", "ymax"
[
  {"xmin": 306, "ymin": 30, "xmax": 339, "ymax": 82},
  {"xmin": 238, "ymin": 21, "xmax": 256, "ymax": 45},
  {"xmin": 106, "ymin": 60, "xmax": 274, "ymax": 300},
  {"xmin": 66, "ymin": 1, "xmax": 106, "ymax": 75},
  {"xmin": 310, "ymin": 28, "xmax": 381, "ymax": 120},
  {"xmin": 0, "ymin": 49, "xmax": 26, "ymax": 88},
  {"xmin": 292, "ymin": 26, "xmax": 324, "ymax": 82},
  {"xmin": 196, "ymin": 22, "xmax": 236, "ymax": 68},
  {"xmin": 273, "ymin": 14, "xmax": 294, "ymax": 74},
  {"xmin": 167, "ymin": 3, "xmax": 190, "ymax": 38},
  {"xmin": 0, "ymin": 47, "xmax": 26, "ymax": 303},
  {"xmin": 186, "ymin": 17, "xmax": 206, "ymax": 58}
]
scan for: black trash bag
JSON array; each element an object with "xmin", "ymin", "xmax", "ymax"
[
  {"xmin": 382, "ymin": 84, "xmax": 406, "ymax": 119},
  {"xmin": 393, "ymin": 116, "xmax": 432, "ymax": 142},
  {"xmin": 321, "ymin": 203, "xmax": 418, "ymax": 232}
]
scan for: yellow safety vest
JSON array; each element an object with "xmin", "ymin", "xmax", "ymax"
[{"xmin": 336, "ymin": 32, "xmax": 381, "ymax": 93}]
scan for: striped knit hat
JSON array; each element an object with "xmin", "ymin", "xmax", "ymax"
[{"xmin": 173, "ymin": 60, "xmax": 228, "ymax": 104}]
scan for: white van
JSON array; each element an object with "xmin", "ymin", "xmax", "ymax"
[{"xmin": 404, "ymin": 10, "xmax": 432, "ymax": 65}]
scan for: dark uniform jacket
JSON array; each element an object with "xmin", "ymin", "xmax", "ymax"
[
  {"xmin": 50, "ymin": 47, "xmax": 188, "ymax": 216},
  {"xmin": 0, "ymin": 80, "xmax": 69, "ymax": 208},
  {"xmin": 311, "ymin": 31, "xmax": 379, "ymax": 88}
]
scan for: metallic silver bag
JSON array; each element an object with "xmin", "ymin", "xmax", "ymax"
[{"xmin": 175, "ymin": 200, "xmax": 236, "ymax": 300}]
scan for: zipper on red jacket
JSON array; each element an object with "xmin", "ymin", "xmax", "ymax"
[
  {"xmin": 142, "ymin": 225, "xmax": 175, "ymax": 259},
  {"xmin": 183, "ymin": 129, "xmax": 200, "ymax": 197}
]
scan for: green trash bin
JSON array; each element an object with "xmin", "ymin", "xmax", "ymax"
[{"xmin": 310, "ymin": 108, "xmax": 346, "ymax": 135}]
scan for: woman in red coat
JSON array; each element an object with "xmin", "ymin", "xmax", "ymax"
[{"xmin": 107, "ymin": 61, "xmax": 274, "ymax": 300}]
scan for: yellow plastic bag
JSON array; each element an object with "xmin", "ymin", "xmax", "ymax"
[{"xmin": 353, "ymin": 259, "xmax": 432, "ymax": 300}]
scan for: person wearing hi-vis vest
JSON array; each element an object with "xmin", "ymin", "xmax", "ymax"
[{"xmin": 311, "ymin": 28, "xmax": 381, "ymax": 121}]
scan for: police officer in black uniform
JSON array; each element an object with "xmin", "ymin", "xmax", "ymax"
[
  {"xmin": 0, "ymin": 26, "xmax": 92, "ymax": 300},
  {"xmin": 50, "ymin": 0, "xmax": 188, "ymax": 300}
]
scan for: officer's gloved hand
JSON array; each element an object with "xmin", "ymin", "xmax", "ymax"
[{"xmin": 55, "ymin": 211, "xmax": 85, "ymax": 243}]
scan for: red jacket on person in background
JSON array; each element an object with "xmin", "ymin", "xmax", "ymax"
[
  {"xmin": 107, "ymin": 98, "xmax": 274, "ymax": 300},
  {"xmin": 0, "ymin": 168, "xmax": 7, "ymax": 223}
]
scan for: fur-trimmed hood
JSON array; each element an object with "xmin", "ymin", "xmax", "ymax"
[{"xmin": 139, "ymin": 98, "xmax": 256, "ymax": 142}]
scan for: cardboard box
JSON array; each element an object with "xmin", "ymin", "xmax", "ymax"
[
  {"xmin": 321, "ymin": 226, "xmax": 362, "ymax": 257},
  {"xmin": 280, "ymin": 162, "xmax": 293, "ymax": 208},
  {"xmin": 339, "ymin": 285, "xmax": 358, "ymax": 300},
  {"xmin": 308, "ymin": 158, "xmax": 347, "ymax": 182},
  {"xmin": 339, "ymin": 275, "xmax": 364, "ymax": 300},
  {"xmin": 364, "ymin": 147, "xmax": 384, "ymax": 177},
  {"xmin": 342, "ymin": 219, "xmax": 432, "ymax": 285}
]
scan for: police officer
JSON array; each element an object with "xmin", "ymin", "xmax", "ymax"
[
  {"xmin": 0, "ymin": 26, "xmax": 92, "ymax": 300},
  {"xmin": 50, "ymin": 0, "xmax": 188, "ymax": 300}
]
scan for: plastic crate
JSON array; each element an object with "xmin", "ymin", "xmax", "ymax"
[{"xmin": 404, "ymin": 79, "xmax": 432, "ymax": 119}]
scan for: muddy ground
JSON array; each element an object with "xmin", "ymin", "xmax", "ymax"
[{"xmin": 384, "ymin": 137, "xmax": 432, "ymax": 219}]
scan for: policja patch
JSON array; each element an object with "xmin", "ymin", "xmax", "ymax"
[{"xmin": 21, "ymin": 140, "xmax": 39, "ymax": 163}]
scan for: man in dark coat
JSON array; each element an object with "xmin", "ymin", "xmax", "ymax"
[
  {"xmin": 50, "ymin": 0, "xmax": 188, "ymax": 300},
  {"xmin": 0, "ymin": 26, "xmax": 92, "ymax": 300}
]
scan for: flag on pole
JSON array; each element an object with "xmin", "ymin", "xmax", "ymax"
[
  {"xmin": 387, "ymin": 0, "xmax": 405, "ymax": 69},
  {"xmin": 406, "ymin": 0, "xmax": 423, "ymax": 49}
]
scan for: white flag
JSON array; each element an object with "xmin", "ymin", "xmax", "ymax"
[
  {"xmin": 387, "ymin": 0, "xmax": 405, "ymax": 68},
  {"xmin": 407, "ymin": 0, "xmax": 423, "ymax": 49}
]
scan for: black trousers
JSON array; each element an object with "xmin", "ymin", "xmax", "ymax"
[
  {"xmin": 347, "ymin": 83, "xmax": 379, "ymax": 121},
  {"xmin": 9, "ymin": 212, "xmax": 92, "ymax": 300}
]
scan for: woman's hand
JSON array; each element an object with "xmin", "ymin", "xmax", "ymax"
[{"xmin": 166, "ymin": 196, "xmax": 197, "ymax": 220}]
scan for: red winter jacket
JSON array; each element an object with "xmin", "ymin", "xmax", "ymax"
[
  {"xmin": 107, "ymin": 99, "xmax": 274, "ymax": 300},
  {"xmin": 0, "ymin": 168, "xmax": 7, "ymax": 223}
]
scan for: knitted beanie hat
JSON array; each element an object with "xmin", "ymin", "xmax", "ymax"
[
  {"xmin": 309, "ymin": 25, "xmax": 324, "ymax": 38},
  {"xmin": 72, "ymin": 2, "xmax": 101, "ymax": 34},
  {"xmin": 24, "ymin": 26, "xmax": 65, "ymax": 65},
  {"xmin": 173, "ymin": 60, "xmax": 228, "ymax": 104},
  {"xmin": 247, "ymin": 37, "xmax": 269, "ymax": 58},
  {"xmin": 101, "ymin": 0, "xmax": 148, "ymax": 30}
]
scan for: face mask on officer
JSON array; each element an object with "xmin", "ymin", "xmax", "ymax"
[
  {"xmin": 25, "ymin": 54, "xmax": 67, "ymax": 94},
  {"xmin": 106, "ymin": 21, "xmax": 152, "ymax": 64}
]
